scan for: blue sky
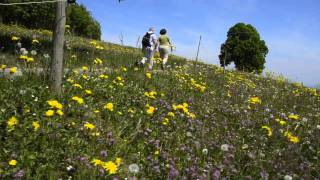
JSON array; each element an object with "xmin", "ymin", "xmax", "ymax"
[{"xmin": 77, "ymin": 0, "xmax": 320, "ymax": 86}]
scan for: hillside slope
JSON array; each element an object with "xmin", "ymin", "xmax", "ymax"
[{"xmin": 0, "ymin": 25, "xmax": 320, "ymax": 179}]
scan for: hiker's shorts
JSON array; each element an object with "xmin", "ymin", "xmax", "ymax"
[
  {"xmin": 159, "ymin": 45, "xmax": 170, "ymax": 59},
  {"xmin": 143, "ymin": 47, "xmax": 155, "ymax": 59}
]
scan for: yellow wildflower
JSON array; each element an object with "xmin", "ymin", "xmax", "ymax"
[
  {"xmin": 32, "ymin": 39, "xmax": 40, "ymax": 44},
  {"xmin": 9, "ymin": 67, "xmax": 17, "ymax": 74},
  {"xmin": 84, "ymin": 122, "xmax": 95, "ymax": 130},
  {"xmin": 85, "ymin": 90, "xmax": 93, "ymax": 95},
  {"xmin": 162, "ymin": 118, "xmax": 170, "ymax": 125},
  {"xmin": 261, "ymin": 125, "xmax": 272, "ymax": 136},
  {"xmin": 99, "ymin": 74, "xmax": 108, "ymax": 79},
  {"xmin": 26, "ymin": 57, "xmax": 34, "ymax": 63},
  {"xmin": 146, "ymin": 72, "xmax": 152, "ymax": 79},
  {"xmin": 82, "ymin": 66, "xmax": 88, "ymax": 71},
  {"xmin": 167, "ymin": 112, "xmax": 175, "ymax": 117},
  {"xmin": 275, "ymin": 118, "xmax": 286, "ymax": 126},
  {"xmin": 115, "ymin": 158, "xmax": 122, "ymax": 166},
  {"xmin": 284, "ymin": 131, "xmax": 300, "ymax": 143},
  {"xmin": 72, "ymin": 96, "xmax": 84, "ymax": 104},
  {"xmin": 56, "ymin": 109, "xmax": 64, "ymax": 116},
  {"xmin": 7, "ymin": 116, "xmax": 18, "ymax": 127},
  {"xmin": 8, "ymin": 160, "xmax": 17, "ymax": 166},
  {"xmin": 93, "ymin": 58, "xmax": 103, "ymax": 65},
  {"xmin": 47, "ymin": 100, "xmax": 63, "ymax": 109},
  {"xmin": 288, "ymin": 114, "xmax": 300, "ymax": 120},
  {"xmin": 146, "ymin": 106, "xmax": 155, "ymax": 115},
  {"xmin": 1, "ymin": 64, "xmax": 6, "ymax": 70},
  {"xmin": 45, "ymin": 110, "xmax": 55, "ymax": 117},
  {"xmin": 72, "ymin": 83, "xmax": 83, "ymax": 89},
  {"xmin": 103, "ymin": 161, "xmax": 118, "ymax": 175},
  {"xmin": 32, "ymin": 121, "xmax": 40, "ymax": 131},
  {"xmin": 91, "ymin": 159, "xmax": 103, "ymax": 166},
  {"xmin": 128, "ymin": 108, "xmax": 135, "ymax": 113},
  {"xmin": 248, "ymin": 96, "xmax": 262, "ymax": 104},
  {"xmin": 104, "ymin": 103, "xmax": 114, "ymax": 111},
  {"xmin": 154, "ymin": 150, "xmax": 160, "ymax": 155},
  {"xmin": 12, "ymin": 36, "xmax": 19, "ymax": 41}
]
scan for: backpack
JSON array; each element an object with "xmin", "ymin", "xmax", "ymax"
[{"xmin": 142, "ymin": 32, "xmax": 153, "ymax": 48}]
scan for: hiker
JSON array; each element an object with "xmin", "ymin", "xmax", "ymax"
[
  {"xmin": 158, "ymin": 28, "xmax": 174, "ymax": 70},
  {"xmin": 138, "ymin": 27, "xmax": 158, "ymax": 70}
]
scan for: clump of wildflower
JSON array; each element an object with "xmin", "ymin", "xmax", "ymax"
[
  {"xmin": 113, "ymin": 76, "xmax": 125, "ymax": 86},
  {"xmin": 32, "ymin": 39, "xmax": 40, "ymax": 44},
  {"xmin": 85, "ymin": 89, "xmax": 93, "ymax": 95},
  {"xmin": 146, "ymin": 104, "xmax": 155, "ymax": 115},
  {"xmin": 9, "ymin": 159, "xmax": 17, "ymax": 166},
  {"xmin": 275, "ymin": 118, "xmax": 286, "ymax": 126},
  {"xmin": 9, "ymin": 67, "xmax": 17, "ymax": 74},
  {"xmin": 146, "ymin": 72, "xmax": 152, "ymax": 79},
  {"xmin": 261, "ymin": 125, "xmax": 272, "ymax": 136},
  {"xmin": 12, "ymin": 36, "xmax": 19, "ymax": 41},
  {"xmin": 32, "ymin": 121, "xmax": 40, "ymax": 131},
  {"xmin": 72, "ymin": 83, "xmax": 83, "ymax": 89},
  {"xmin": 45, "ymin": 110, "xmax": 55, "ymax": 117},
  {"xmin": 91, "ymin": 158, "xmax": 121, "ymax": 175},
  {"xmin": 162, "ymin": 118, "xmax": 170, "ymax": 125},
  {"xmin": 248, "ymin": 96, "xmax": 262, "ymax": 104},
  {"xmin": 288, "ymin": 114, "xmax": 300, "ymax": 120},
  {"xmin": 47, "ymin": 100, "xmax": 63, "ymax": 109},
  {"xmin": 144, "ymin": 91, "xmax": 157, "ymax": 99},
  {"xmin": 7, "ymin": 116, "xmax": 18, "ymax": 130},
  {"xmin": 284, "ymin": 131, "xmax": 300, "ymax": 143},
  {"xmin": 84, "ymin": 122, "xmax": 95, "ymax": 130},
  {"xmin": 172, "ymin": 103, "xmax": 196, "ymax": 119},
  {"xmin": 99, "ymin": 74, "xmax": 109, "ymax": 79},
  {"xmin": 1, "ymin": 64, "xmax": 6, "ymax": 71},
  {"xmin": 104, "ymin": 103, "xmax": 114, "ymax": 111},
  {"xmin": 56, "ymin": 109, "xmax": 64, "ymax": 116},
  {"xmin": 71, "ymin": 96, "xmax": 84, "ymax": 104},
  {"xmin": 93, "ymin": 58, "xmax": 103, "ymax": 65},
  {"xmin": 82, "ymin": 66, "xmax": 88, "ymax": 71}
]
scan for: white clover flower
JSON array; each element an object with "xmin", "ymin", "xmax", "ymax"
[
  {"xmin": 202, "ymin": 148, "xmax": 208, "ymax": 155},
  {"xmin": 66, "ymin": 165, "xmax": 73, "ymax": 171},
  {"xmin": 221, "ymin": 144, "xmax": 230, "ymax": 152},
  {"xmin": 128, "ymin": 163, "xmax": 140, "ymax": 174},
  {"xmin": 284, "ymin": 175, "xmax": 293, "ymax": 180},
  {"xmin": 31, "ymin": 50, "xmax": 37, "ymax": 56}
]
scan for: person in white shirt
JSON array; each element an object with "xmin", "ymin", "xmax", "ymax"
[{"xmin": 139, "ymin": 27, "xmax": 158, "ymax": 70}]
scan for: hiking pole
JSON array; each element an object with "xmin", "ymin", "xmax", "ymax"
[{"xmin": 194, "ymin": 35, "xmax": 202, "ymax": 73}]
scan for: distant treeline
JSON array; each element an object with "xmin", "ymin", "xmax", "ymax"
[{"xmin": 0, "ymin": 0, "xmax": 101, "ymax": 40}]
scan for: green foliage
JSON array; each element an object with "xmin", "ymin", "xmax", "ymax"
[
  {"xmin": 0, "ymin": 1, "xmax": 101, "ymax": 39},
  {"xmin": 66, "ymin": 4, "xmax": 101, "ymax": 40},
  {"xmin": 219, "ymin": 23, "xmax": 269, "ymax": 73}
]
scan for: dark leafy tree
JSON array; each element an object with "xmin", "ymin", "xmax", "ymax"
[
  {"xmin": 219, "ymin": 23, "xmax": 268, "ymax": 73},
  {"xmin": 0, "ymin": 0, "xmax": 101, "ymax": 39}
]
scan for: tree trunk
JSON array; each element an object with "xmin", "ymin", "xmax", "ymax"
[{"xmin": 50, "ymin": 1, "xmax": 66, "ymax": 95}]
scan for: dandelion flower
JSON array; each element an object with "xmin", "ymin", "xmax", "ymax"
[
  {"xmin": 71, "ymin": 96, "xmax": 84, "ymax": 104},
  {"xmin": 32, "ymin": 121, "xmax": 40, "ymax": 131},
  {"xmin": 248, "ymin": 96, "xmax": 262, "ymax": 104},
  {"xmin": 91, "ymin": 159, "xmax": 103, "ymax": 166},
  {"xmin": 9, "ymin": 67, "xmax": 17, "ymax": 74},
  {"xmin": 102, "ymin": 161, "xmax": 118, "ymax": 175},
  {"xmin": 85, "ymin": 90, "xmax": 93, "ymax": 95},
  {"xmin": 9, "ymin": 159, "xmax": 17, "ymax": 166},
  {"xmin": 146, "ymin": 72, "xmax": 152, "ymax": 79},
  {"xmin": 84, "ymin": 122, "xmax": 95, "ymax": 130},
  {"xmin": 288, "ymin": 114, "xmax": 299, "ymax": 120},
  {"xmin": 45, "ymin": 110, "xmax": 55, "ymax": 117},
  {"xmin": 115, "ymin": 158, "xmax": 122, "ymax": 166},
  {"xmin": 104, "ymin": 103, "xmax": 114, "ymax": 111},
  {"xmin": 56, "ymin": 109, "xmax": 64, "ymax": 116},
  {"xmin": 261, "ymin": 125, "xmax": 272, "ymax": 136},
  {"xmin": 47, "ymin": 100, "xmax": 63, "ymax": 109},
  {"xmin": 146, "ymin": 106, "xmax": 155, "ymax": 115},
  {"xmin": 7, "ymin": 116, "xmax": 18, "ymax": 127}
]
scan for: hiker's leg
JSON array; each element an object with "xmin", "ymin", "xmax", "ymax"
[
  {"xmin": 162, "ymin": 57, "xmax": 168, "ymax": 65},
  {"xmin": 148, "ymin": 50, "xmax": 155, "ymax": 70}
]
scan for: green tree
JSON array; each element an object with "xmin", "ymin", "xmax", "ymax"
[
  {"xmin": 219, "ymin": 23, "xmax": 268, "ymax": 73},
  {"xmin": 66, "ymin": 4, "xmax": 101, "ymax": 40},
  {"xmin": 0, "ymin": 0, "xmax": 101, "ymax": 39}
]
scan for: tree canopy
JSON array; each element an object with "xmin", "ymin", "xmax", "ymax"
[
  {"xmin": 0, "ymin": 0, "xmax": 101, "ymax": 40},
  {"xmin": 219, "ymin": 23, "xmax": 268, "ymax": 73}
]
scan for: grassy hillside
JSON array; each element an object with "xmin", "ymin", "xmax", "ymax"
[
  {"xmin": 0, "ymin": 24, "xmax": 187, "ymax": 68},
  {"xmin": 0, "ymin": 25, "xmax": 320, "ymax": 179}
]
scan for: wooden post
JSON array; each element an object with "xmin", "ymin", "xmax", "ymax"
[
  {"xmin": 50, "ymin": 0, "xmax": 66, "ymax": 95},
  {"xmin": 194, "ymin": 35, "xmax": 202, "ymax": 72},
  {"xmin": 223, "ymin": 50, "xmax": 227, "ymax": 73}
]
